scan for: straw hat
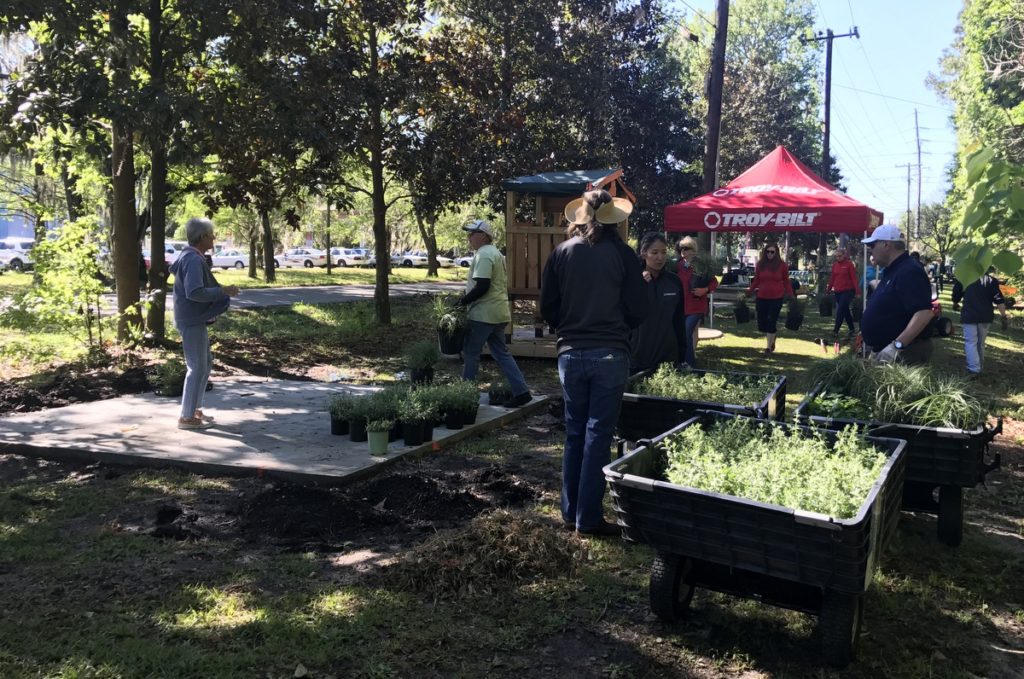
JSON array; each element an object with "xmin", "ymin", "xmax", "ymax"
[{"xmin": 563, "ymin": 196, "xmax": 634, "ymax": 226}]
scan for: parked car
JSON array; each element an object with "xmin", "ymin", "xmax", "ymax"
[
  {"xmin": 433, "ymin": 253, "xmax": 455, "ymax": 268},
  {"xmin": 329, "ymin": 247, "xmax": 366, "ymax": 267},
  {"xmin": 141, "ymin": 245, "xmax": 177, "ymax": 270},
  {"xmin": 456, "ymin": 253, "xmax": 474, "ymax": 267},
  {"xmin": 275, "ymin": 247, "xmax": 328, "ymax": 268},
  {"xmin": 0, "ymin": 238, "xmax": 35, "ymax": 272},
  {"xmin": 211, "ymin": 248, "xmax": 250, "ymax": 270}
]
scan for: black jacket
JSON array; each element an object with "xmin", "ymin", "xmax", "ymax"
[
  {"xmin": 540, "ymin": 233, "xmax": 649, "ymax": 355},
  {"xmin": 630, "ymin": 271, "xmax": 687, "ymax": 371},
  {"xmin": 952, "ymin": 275, "xmax": 1004, "ymax": 324}
]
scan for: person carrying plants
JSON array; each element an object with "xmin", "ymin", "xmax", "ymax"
[
  {"xmin": 826, "ymin": 246, "xmax": 861, "ymax": 341},
  {"xmin": 541, "ymin": 189, "xmax": 648, "ymax": 537},
  {"xmin": 951, "ymin": 267, "xmax": 1008, "ymax": 376},
  {"xmin": 675, "ymin": 235, "xmax": 718, "ymax": 367},
  {"xmin": 170, "ymin": 217, "xmax": 239, "ymax": 430},
  {"xmin": 456, "ymin": 219, "xmax": 531, "ymax": 408},
  {"xmin": 630, "ymin": 232, "xmax": 687, "ymax": 372},
  {"xmin": 859, "ymin": 224, "xmax": 934, "ymax": 365},
  {"xmin": 746, "ymin": 240, "xmax": 794, "ymax": 355}
]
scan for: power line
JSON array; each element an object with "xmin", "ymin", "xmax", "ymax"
[
  {"xmin": 833, "ymin": 84, "xmax": 954, "ymax": 111},
  {"xmin": 676, "ymin": 0, "xmax": 716, "ymax": 27}
]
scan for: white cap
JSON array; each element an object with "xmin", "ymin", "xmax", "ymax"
[
  {"xmin": 862, "ymin": 224, "xmax": 903, "ymax": 244},
  {"xmin": 463, "ymin": 219, "xmax": 493, "ymax": 237}
]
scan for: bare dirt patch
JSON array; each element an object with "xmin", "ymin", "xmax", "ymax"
[{"xmin": 0, "ymin": 365, "xmax": 150, "ymax": 414}]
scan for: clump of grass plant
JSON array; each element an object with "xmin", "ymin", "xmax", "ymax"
[
  {"xmin": 663, "ymin": 418, "xmax": 888, "ymax": 519},
  {"xmin": 806, "ymin": 355, "xmax": 989, "ymax": 429},
  {"xmin": 635, "ymin": 363, "xmax": 777, "ymax": 406}
]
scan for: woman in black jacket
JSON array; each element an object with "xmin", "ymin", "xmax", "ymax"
[{"xmin": 630, "ymin": 232, "xmax": 687, "ymax": 372}]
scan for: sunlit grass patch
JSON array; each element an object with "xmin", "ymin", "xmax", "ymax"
[{"xmin": 165, "ymin": 585, "xmax": 267, "ymax": 632}]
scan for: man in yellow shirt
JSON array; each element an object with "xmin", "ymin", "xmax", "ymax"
[{"xmin": 458, "ymin": 220, "xmax": 531, "ymax": 407}]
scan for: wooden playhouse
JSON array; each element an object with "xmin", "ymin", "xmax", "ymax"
[{"xmin": 498, "ymin": 168, "xmax": 635, "ymax": 358}]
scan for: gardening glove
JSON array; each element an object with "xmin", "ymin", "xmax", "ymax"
[
  {"xmin": 873, "ymin": 341, "xmax": 901, "ymax": 364},
  {"xmin": 1001, "ymin": 316, "xmax": 1009, "ymax": 331}
]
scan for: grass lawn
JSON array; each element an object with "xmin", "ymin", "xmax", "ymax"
[
  {"xmin": 1, "ymin": 286, "xmax": 1023, "ymax": 677},
  {"xmin": 210, "ymin": 265, "xmax": 466, "ymax": 289}
]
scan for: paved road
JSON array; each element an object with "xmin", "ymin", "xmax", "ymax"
[{"xmin": 103, "ymin": 281, "xmax": 464, "ymax": 311}]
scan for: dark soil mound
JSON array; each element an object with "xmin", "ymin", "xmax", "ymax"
[
  {"xmin": 241, "ymin": 486, "xmax": 394, "ymax": 545},
  {"xmin": 0, "ymin": 366, "xmax": 151, "ymax": 415},
  {"xmin": 465, "ymin": 467, "xmax": 541, "ymax": 507},
  {"xmin": 357, "ymin": 475, "xmax": 488, "ymax": 524}
]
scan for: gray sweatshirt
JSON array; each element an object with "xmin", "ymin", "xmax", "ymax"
[{"xmin": 169, "ymin": 247, "xmax": 230, "ymax": 328}]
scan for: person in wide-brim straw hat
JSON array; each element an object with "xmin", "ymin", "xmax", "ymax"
[
  {"xmin": 542, "ymin": 188, "xmax": 648, "ymax": 537},
  {"xmin": 564, "ymin": 195, "xmax": 633, "ymax": 226}
]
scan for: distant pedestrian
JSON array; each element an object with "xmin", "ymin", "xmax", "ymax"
[
  {"xmin": 630, "ymin": 232, "xmax": 687, "ymax": 372},
  {"xmin": 951, "ymin": 268, "xmax": 1008, "ymax": 376},
  {"xmin": 675, "ymin": 235, "xmax": 718, "ymax": 367},
  {"xmin": 541, "ymin": 189, "xmax": 648, "ymax": 536},
  {"xmin": 170, "ymin": 218, "xmax": 239, "ymax": 430},
  {"xmin": 826, "ymin": 247, "xmax": 861, "ymax": 340},
  {"xmin": 458, "ymin": 219, "xmax": 531, "ymax": 407},
  {"xmin": 859, "ymin": 225, "xmax": 933, "ymax": 365},
  {"xmin": 746, "ymin": 240, "xmax": 794, "ymax": 355}
]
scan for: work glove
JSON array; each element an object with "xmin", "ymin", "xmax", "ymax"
[
  {"xmin": 873, "ymin": 341, "xmax": 900, "ymax": 364},
  {"xmin": 1001, "ymin": 316, "xmax": 1009, "ymax": 332}
]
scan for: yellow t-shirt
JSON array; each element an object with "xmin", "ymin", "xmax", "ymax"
[{"xmin": 466, "ymin": 244, "xmax": 511, "ymax": 324}]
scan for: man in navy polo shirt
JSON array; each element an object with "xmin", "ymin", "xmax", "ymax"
[{"xmin": 859, "ymin": 224, "xmax": 934, "ymax": 365}]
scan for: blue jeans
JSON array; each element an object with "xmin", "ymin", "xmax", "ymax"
[
  {"xmin": 833, "ymin": 290, "xmax": 856, "ymax": 335},
  {"xmin": 683, "ymin": 314, "xmax": 703, "ymax": 367},
  {"xmin": 962, "ymin": 323, "xmax": 990, "ymax": 373},
  {"xmin": 180, "ymin": 323, "xmax": 212, "ymax": 419},
  {"xmin": 462, "ymin": 320, "xmax": 529, "ymax": 396},
  {"xmin": 558, "ymin": 348, "xmax": 630, "ymax": 531}
]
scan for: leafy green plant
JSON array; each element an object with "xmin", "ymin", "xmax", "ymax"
[
  {"xmin": 404, "ymin": 340, "xmax": 440, "ymax": 370},
  {"xmin": 663, "ymin": 418, "xmax": 888, "ymax": 519},
  {"xmin": 450, "ymin": 380, "xmax": 482, "ymax": 414},
  {"xmin": 327, "ymin": 393, "xmax": 357, "ymax": 420},
  {"xmin": 635, "ymin": 363, "xmax": 777, "ymax": 406},
  {"xmin": 398, "ymin": 392, "xmax": 437, "ymax": 424},
  {"xmin": 366, "ymin": 418, "xmax": 394, "ymax": 433},
  {"xmin": 432, "ymin": 295, "xmax": 467, "ymax": 334},
  {"xmin": 152, "ymin": 358, "xmax": 187, "ymax": 396}
]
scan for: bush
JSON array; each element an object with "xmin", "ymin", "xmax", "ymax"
[
  {"xmin": 327, "ymin": 393, "xmax": 357, "ymax": 420},
  {"xmin": 404, "ymin": 340, "xmax": 440, "ymax": 370},
  {"xmin": 366, "ymin": 418, "xmax": 394, "ymax": 433},
  {"xmin": 152, "ymin": 358, "xmax": 187, "ymax": 396}
]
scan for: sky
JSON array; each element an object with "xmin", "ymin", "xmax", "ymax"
[{"xmin": 670, "ymin": 0, "xmax": 962, "ymax": 226}]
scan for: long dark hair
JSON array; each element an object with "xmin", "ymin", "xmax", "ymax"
[
  {"xmin": 638, "ymin": 231, "xmax": 667, "ymax": 255},
  {"xmin": 757, "ymin": 240, "xmax": 783, "ymax": 271},
  {"xmin": 568, "ymin": 189, "xmax": 614, "ymax": 245}
]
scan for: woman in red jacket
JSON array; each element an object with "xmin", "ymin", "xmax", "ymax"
[
  {"xmin": 826, "ymin": 247, "xmax": 861, "ymax": 339},
  {"xmin": 675, "ymin": 236, "xmax": 718, "ymax": 367},
  {"xmin": 746, "ymin": 240, "xmax": 794, "ymax": 355}
]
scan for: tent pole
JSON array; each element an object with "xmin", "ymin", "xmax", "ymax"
[
  {"xmin": 709, "ymin": 232, "xmax": 717, "ymax": 328},
  {"xmin": 863, "ymin": 231, "xmax": 868, "ymax": 316}
]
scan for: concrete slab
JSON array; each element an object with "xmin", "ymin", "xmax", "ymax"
[{"xmin": 0, "ymin": 376, "xmax": 549, "ymax": 486}]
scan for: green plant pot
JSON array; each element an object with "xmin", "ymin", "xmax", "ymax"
[{"xmin": 367, "ymin": 430, "xmax": 389, "ymax": 456}]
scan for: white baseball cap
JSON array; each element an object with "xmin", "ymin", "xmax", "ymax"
[
  {"xmin": 463, "ymin": 219, "xmax": 493, "ymax": 237},
  {"xmin": 862, "ymin": 224, "xmax": 903, "ymax": 244}
]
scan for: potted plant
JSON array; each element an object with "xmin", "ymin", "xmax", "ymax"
[
  {"xmin": 327, "ymin": 393, "xmax": 354, "ymax": 435},
  {"xmin": 398, "ymin": 395, "xmax": 433, "ymax": 446},
  {"xmin": 347, "ymin": 396, "xmax": 373, "ymax": 443},
  {"xmin": 734, "ymin": 296, "xmax": 751, "ymax": 324},
  {"xmin": 784, "ymin": 297, "xmax": 805, "ymax": 331},
  {"xmin": 366, "ymin": 418, "xmax": 393, "ymax": 456},
  {"xmin": 819, "ymin": 292, "xmax": 834, "ymax": 317},
  {"xmin": 452, "ymin": 380, "xmax": 481, "ymax": 424},
  {"xmin": 404, "ymin": 340, "xmax": 440, "ymax": 384},
  {"xmin": 377, "ymin": 385, "xmax": 408, "ymax": 442},
  {"xmin": 433, "ymin": 296, "xmax": 468, "ymax": 355},
  {"xmin": 488, "ymin": 380, "xmax": 512, "ymax": 405},
  {"xmin": 688, "ymin": 252, "xmax": 723, "ymax": 290}
]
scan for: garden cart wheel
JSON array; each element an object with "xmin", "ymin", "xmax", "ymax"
[
  {"xmin": 819, "ymin": 590, "xmax": 863, "ymax": 667},
  {"xmin": 649, "ymin": 551, "xmax": 695, "ymax": 623},
  {"xmin": 937, "ymin": 485, "xmax": 964, "ymax": 547}
]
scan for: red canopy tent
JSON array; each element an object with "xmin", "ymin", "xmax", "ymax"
[{"xmin": 664, "ymin": 146, "xmax": 883, "ymax": 233}]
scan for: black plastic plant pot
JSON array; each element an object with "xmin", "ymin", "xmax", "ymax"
[
  {"xmin": 388, "ymin": 422, "xmax": 401, "ymax": 442},
  {"xmin": 421, "ymin": 421, "xmax": 435, "ymax": 441},
  {"xmin": 603, "ymin": 412, "xmax": 907, "ymax": 668},
  {"xmin": 444, "ymin": 410, "xmax": 465, "ymax": 430},
  {"xmin": 437, "ymin": 327, "xmax": 466, "ymax": 355},
  {"xmin": 330, "ymin": 415, "xmax": 349, "ymax": 436},
  {"xmin": 410, "ymin": 368, "xmax": 434, "ymax": 385},
  {"xmin": 402, "ymin": 421, "xmax": 425, "ymax": 446},
  {"xmin": 463, "ymin": 405, "xmax": 479, "ymax": 425},
  {"xmin": 348, "ymin": 418, "xmax": 368, "ymax": 442},
  {"xmin": 793, "ymin": 382, "xmax": 1002, "ymax": 547},
  {"xmin": 735, "ymin": 305, "xmax": 751, "ymax": 324},
  {"xmin": 819, "ymin": 295, "xmax": 834, "ymax": 317},
  {"xmin": 617, "ymin": 367, "xmax": 787, "ymax": 443},
  {"xmin": 784, "ymin": 312, "xmax": 804, "ymax": 331}
]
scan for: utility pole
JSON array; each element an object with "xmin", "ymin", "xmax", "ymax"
[
  {"xmin": 325, "ymin": 198, "xmax": 332, "ymax": 275},
  {"xmin": 897, "ymin": 163, "xmax": 912, "ymax": 232},
  {"xmin": 914, "ymin": 109, "xmax": 922, "ymax": 240},
  {"xmin": 699, "ymin": 0, "xmax": 729, "ymax": 253},
  {"xmin": 803, "ymin": 26, "xmax": 859, "ymax": 294}
]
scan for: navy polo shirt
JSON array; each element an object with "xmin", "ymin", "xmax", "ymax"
[{"xmin": 860, "ymin": 252, "xmax": 932, "ymax": 352}]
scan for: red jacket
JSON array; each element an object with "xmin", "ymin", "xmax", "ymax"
[
  {"xmin": 827, "ymin": 259, "xmax": 861, "ymax": 295},
  {"xmin": 748, "ymin": 261, "xmax": 794, "ymax": 300},
  {"xmin": 677, "ymin": 264, "xmax": 719, "ymax": 315}
]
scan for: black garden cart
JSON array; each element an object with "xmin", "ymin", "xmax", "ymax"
[
  {"xmin": 795, "ymin": 383, "xmax": 1001, "ymax": 547},
  {"xmin": 604, "ymin": 412, "xmax": 907, "ymax": 666}
]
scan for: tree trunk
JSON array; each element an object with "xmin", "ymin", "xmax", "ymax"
[
  {"xmin": 325, "ymin": 200, "xmax": 332, "ymax": 275},
  {"xmin": 248, "ymin": 220, "xmax": 258, "ymax": 278},
  {"xmin": 260, "ymin": 208, "xmax": 276, "ymax": 282},
  {"xmin": 61, "ymin": 162, "xmax": 83, "ymax": 222},
  {"xmin": 147, "ymin": 143, "xmax": 168, "ymax": 340},
  {"xmin": 414, "ymin": 208, "xmax": 439, "ymax": 278},
  {"xmin": 111, "ymin": 6, "xmax": 141, "ymax": 342},
  {"xmin": 368, "ymin": 26, "xmax": 391, "ymax": 324}
]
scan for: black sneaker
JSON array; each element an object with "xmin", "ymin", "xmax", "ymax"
[
  {"xmin": 502, "ymin": 391, "xmax": 532, "ymax": 408},
  {"xmin": 577, "ymin": 520, "xmax": 621, "ymax": 537}
]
